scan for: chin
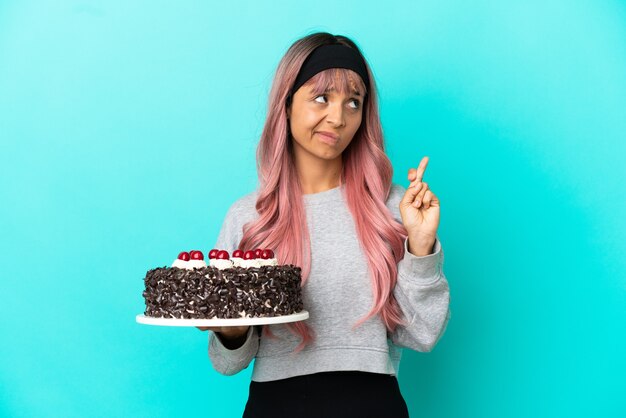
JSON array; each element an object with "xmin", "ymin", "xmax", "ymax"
[{"xmin": 313, "ymin": 149, "xmax": 342, "ymax": 161}]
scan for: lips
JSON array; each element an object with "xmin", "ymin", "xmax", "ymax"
[
  {"xmin": 316, "ymin": 131, "xmax": 340, "ymax": 145},
  {"xmin": 316, "ymin": 131, "xmax": 339, "ymax": 140}
]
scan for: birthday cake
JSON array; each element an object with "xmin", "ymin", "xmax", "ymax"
[{"xmin": 142, "ymin": 249, "xmax": 304, "ymax": 319}]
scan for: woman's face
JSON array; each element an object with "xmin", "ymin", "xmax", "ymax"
[{"xmin": 287, "ymin": 78, "xmax": 364, "ymax": 163}]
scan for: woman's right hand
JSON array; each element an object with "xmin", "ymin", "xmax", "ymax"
[{"xmin": 197, "ymin": 326, "xmax": 250, "ymax": 340}]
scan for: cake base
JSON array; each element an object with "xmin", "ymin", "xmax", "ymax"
[
  {"xmin": 142, "ymin": 265, "xmax": 304, "ymax": 319},
  {"xmin": 135, "ymin": 311, "xmax": 309, "ymax": 327}
]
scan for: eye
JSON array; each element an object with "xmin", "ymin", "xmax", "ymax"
[
  {"xmin": 314, "ymin": 95, "xmax": 360, "ymax": 110},
  {"xmin": 348, "ymin": 99, "xmax": 360, "ymax": 109}
]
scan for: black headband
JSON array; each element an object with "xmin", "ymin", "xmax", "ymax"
[{"xmin": 289, "ymin": 43, "xmax": 370, "ymax": 99}]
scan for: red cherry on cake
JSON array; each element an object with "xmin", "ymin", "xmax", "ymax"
[
  {"xmin": 254, "ymin": 248, "xmax": 263, "ymax": 258},
  {"xmin": 216, "ymin": 250, "xmax": 230, "ymax": 260},
  {"xmin": 177, "ymin": 251, "xmax": 191, "ymax": 261},
  {"xmin": 190, "ymin": 250, "xmax": 204, "ymax": 260},
  {"xmin": 233, "ymin": 249, "xmax": 244, "ymax": 258},
  {"xmin": 261, "ymin": 249, "xmax": 274, "ymax": 259},
  {"xmin": 208, "ymin": 249, "xmax": 219, "ymax": 259},
  {"xmin": 243, "ymin": 250, "xmax": 255, "ymax": 260}
]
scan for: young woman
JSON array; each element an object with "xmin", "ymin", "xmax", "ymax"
[{"xmin": 199, "ymin": 32, "xmax": 450, "ymax": 417}]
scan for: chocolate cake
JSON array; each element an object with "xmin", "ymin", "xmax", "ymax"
[{"xmin": 142, "ymin": 249, "xmax": 304, "ymax": 319}]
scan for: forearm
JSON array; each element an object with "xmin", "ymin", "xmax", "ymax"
[
  {"xmin": 208, "ymin": 326, "xmax": 259, "ymax": 376},
  {"xmin": 391, "ymin": 236, "xmax": 450, "ymax": 351}
]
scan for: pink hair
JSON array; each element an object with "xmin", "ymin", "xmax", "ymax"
[{"xmin": 239, "ymin": 33, "xmax": 408, "ymax": 352}]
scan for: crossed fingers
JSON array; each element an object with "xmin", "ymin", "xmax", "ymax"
[{"xmin": 407, "ymin": 156, "xmax": 432, "ymax": 209}]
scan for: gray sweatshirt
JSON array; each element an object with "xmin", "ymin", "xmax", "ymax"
[{"xmin": 208, "ymin": 183, "xmax": 450, "ymax": 382}]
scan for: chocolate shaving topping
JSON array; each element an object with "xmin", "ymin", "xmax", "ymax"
[{"xmin": 142, "ymin": 266, "xmax": 304, "ymax": 319}]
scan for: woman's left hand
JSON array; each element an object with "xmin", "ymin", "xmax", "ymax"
[{"xmin": 399, "ymin": 156, "xmax": 440, "ymax": 256}]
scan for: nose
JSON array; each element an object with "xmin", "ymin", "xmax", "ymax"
[{"xmin": 325, "ymin": 101, "xmax": 345, "ymax": 128}]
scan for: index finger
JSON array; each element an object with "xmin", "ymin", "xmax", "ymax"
[{"xmin": 413, "ymin": 156, "xmax": 429, "ymax": 182}]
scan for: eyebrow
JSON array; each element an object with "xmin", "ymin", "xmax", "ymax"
[{"xmin": 324, "ymin": 87, "xmax": 362, "ymax": 97}]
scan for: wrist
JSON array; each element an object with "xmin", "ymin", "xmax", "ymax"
[{"xmin": 407, "ymin": 236, "xmax": 435, "ymax": 256}]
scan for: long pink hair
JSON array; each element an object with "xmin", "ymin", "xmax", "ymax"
[{"xmin": 239, "ymin": 33, "xmax": 408, "ymax": 352}]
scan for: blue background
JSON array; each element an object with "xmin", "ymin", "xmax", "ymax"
[{"xmin": 1, "ymin": 1, "xmax": 625, "ymax": 417}]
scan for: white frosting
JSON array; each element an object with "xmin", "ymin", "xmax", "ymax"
[
  {"xmin": 172, "ymin": 258, "xmax": 206, "ymax": 269},
  {"xmin": 174, "ymin": 257, "xmax": 278, "ymax": 270},
  {"xmin": 171, "ymin": 259, "xmax": 189, "ymax": 269},
  {"xmin": 260, "ymin": 258, "xmax": 278, "ymax": 266},
  {"xmin": 235, "ymin": 258, "xmax": 279, "ymax": 268},
  {"xmin": 209, "ymin": 259, "xmax": 234, "ymax": 269},
  {"xmin": 187, "ymin": 259, "xmax": 207, "ymax": 269},
  {"xmin": 240, "ymin": 259, "xmax": 262, "ymax": 268}
]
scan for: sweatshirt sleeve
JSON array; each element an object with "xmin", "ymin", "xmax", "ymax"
[
  {"xmin": 389, "ymin": 236, "xmax": 451, "ymax": 352},
  {"xmin": 386, "ymin": 184, "xmax": 451, "ymax": 352},
  {"xmin": 209, "ymin": 326, "xmax": 260, "ymax": 376},
  {"xmin": 207, "ymin": 195, "xmax": 261, "ymax": 376}
]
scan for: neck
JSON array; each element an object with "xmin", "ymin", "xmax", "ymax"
[{"xmin": 293, "ymin": 149, "xmax": 343, "ymax": 195}]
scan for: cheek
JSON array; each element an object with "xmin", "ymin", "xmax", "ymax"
[
  {"xmin": 302, "ymin": 111, "xmax": 322, "ymax": 129},
  {"xmin": 349, "ymin": 114, "xmax": 363, "ymax": 136},
  {"xmin": 292, "ymin": 108, "xmax": 320, "ymax": 133}
]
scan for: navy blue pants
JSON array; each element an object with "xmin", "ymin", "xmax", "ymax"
[{"xmin": 242, "ymin": 371, "xmax": 409, "ymax": 418}]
